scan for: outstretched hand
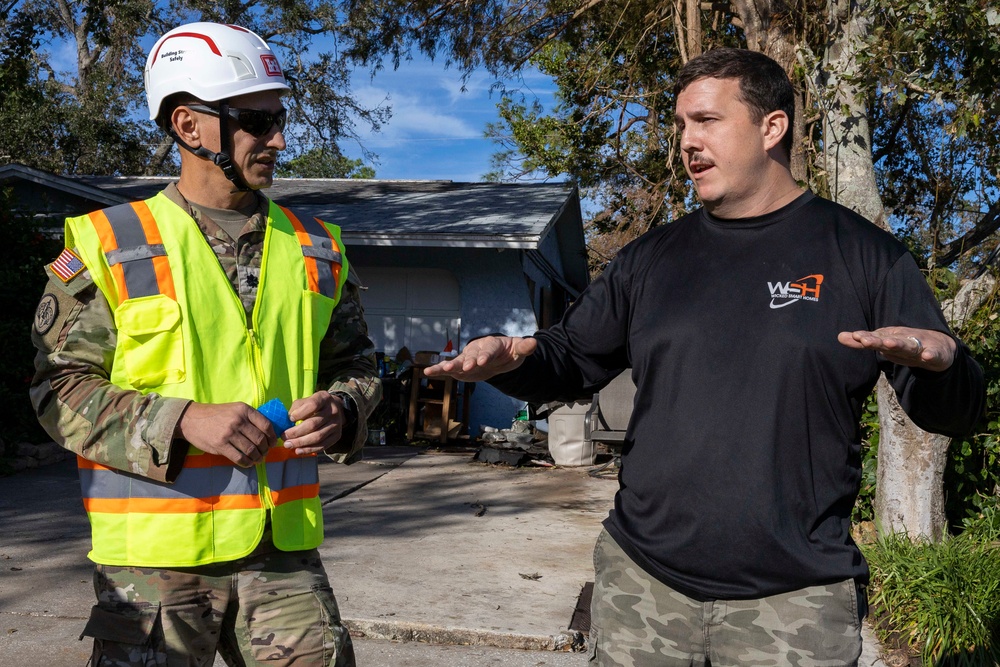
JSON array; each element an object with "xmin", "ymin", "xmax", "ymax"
[
  {"xmin": 423, "ymin": 336, "xmax": 538, "ymax": 382},
  {"xmin": 838, "ymin": 326, "xmax": 956, "ymax": 372}
]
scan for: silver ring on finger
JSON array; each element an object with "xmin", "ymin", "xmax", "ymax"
[{"xmin": 907, "ymin": 336, "xmax": 922, "ymax": 352}]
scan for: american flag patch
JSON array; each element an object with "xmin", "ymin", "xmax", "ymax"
[{"xmin": 50, "ymin": 248, "xmax": 85, "ymax": 282}]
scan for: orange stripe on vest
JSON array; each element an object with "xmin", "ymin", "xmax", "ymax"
[
  {"xmin": 88, "ymin": 209, "xmax": 128, "ymax": 302},
  {"xmin": 132, "ymin": 200, "xmax": 177, "ymax": 300},
  {"xmin": 271, "ymin": 483, "xmax": 320, "ymax": 505},
  {"xmin": 281, "ymin": 206, "xmax": 342, "ymax": 295},
  {"xmin": 82, "ymin": 494, "xmax": 263, "ymax": 514}
]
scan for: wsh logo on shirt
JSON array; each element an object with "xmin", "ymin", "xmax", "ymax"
[{"xmin": 767, "ymin": 274, "xmax": 824, "ymax": 309}]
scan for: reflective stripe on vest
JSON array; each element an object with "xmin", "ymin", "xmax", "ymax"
[
  {"xmin": 78, "ymin": 450, "xmax": 319, "ymax": 514},
  {"xmin": 90, "ymin": 201, "xmax": 176, "ymax": 303},
  {"xmin": 67, "ymin": 196, "xmax": 345, "ymax": 567},
  {"xmin": 281, "ymin": 206, "xmax": 343, "ymax": 299}
]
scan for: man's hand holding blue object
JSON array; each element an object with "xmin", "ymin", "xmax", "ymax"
[
  {"xmin": 282, "ymin": 391, "xmax": 354, "ymax": 456},
  {"xmin": 176, "ymin": 401, "xmax": 277, "ymax": 468}
]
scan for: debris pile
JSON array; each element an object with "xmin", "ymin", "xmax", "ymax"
[{"xmin": 474, "ymin": 418, "xmax": 553, "ymax": 467}]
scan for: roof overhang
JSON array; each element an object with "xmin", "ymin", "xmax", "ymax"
[
  {"xmin": 342, "ymin": 232, "xmax": 542, "ymax": 249},
  {"xmin": 0, "ymin": 163, "xmax": 130, "ymax": 207}
]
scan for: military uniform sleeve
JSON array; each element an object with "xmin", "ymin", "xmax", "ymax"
[
  {"xmin": 29, "ymin": 263, "xmax": 191, "ymax": 482},
  {"xmin": 317, "ymin": 272, "xmax": 382, "ymax": 464}
]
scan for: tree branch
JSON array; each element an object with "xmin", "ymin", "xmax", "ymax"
[
  {"xmin": 872, "ymin": 96, "xmax": 912, "ymax": 163},
  {"xmin": 937, "ymin": 201, "xmax": 1000, "ymax": 267},
  {"xmin": 145, "ymin": 136, "xmax": 175, "ymax": 176},
  {"xmin": 515, "ymin": 0, "xmax": 606, "ymax": 68},
  {"xmin": 0, "ymin": 0, "xmax": 18, "ymax": 19}
]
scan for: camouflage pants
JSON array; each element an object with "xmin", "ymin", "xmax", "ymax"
[
  {"xmin": 588, "ymin": 529, "xmax": 865, "ymax": 667},
  {"xmin": 82, "ymin": 542, "xmax": 355, "ymax": 667}
]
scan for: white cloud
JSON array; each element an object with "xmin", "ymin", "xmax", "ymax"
[
  {"xmin": 342, "ymin": 57, "xmax": 558, "ymax": 181},
  {"xmin": 352, "ymin": 85, "xmax": 482, "ymax": 145}
]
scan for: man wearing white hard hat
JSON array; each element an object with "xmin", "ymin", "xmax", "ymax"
[{"xmin": 30, "ymin": 22, "xmax": 379, "ymax": 665}]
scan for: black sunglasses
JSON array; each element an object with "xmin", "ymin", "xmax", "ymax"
[{"xmin": 187, "ymin": 103, "xmax": 288, "ymax": 137}]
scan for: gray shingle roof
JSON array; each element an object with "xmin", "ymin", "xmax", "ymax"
[
  {"xmin": 76, "ymin": 176, "xmax": 581, "ymax": 250},
  {"xmin": 0, "ymin": 164, "xmax": 129, "ymax": 208}
]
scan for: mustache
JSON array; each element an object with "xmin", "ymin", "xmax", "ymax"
[{"xmin": 688, "ymin": 153, "xmax": 715, "ymax": 167}]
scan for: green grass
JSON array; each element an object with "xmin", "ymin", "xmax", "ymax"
[{"xmin": 862, "ymin": 530, "xmax": 1000, "ymax": 666}]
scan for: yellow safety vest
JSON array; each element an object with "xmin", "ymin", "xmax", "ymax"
[{"xmin": 65, "ymin": 193, "xmax": 349, "ymax": 567}]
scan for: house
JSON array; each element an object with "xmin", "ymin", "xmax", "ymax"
[
  {"xmin": 0, "ymin": 163, "xmax": 129, "ymax": 225},
  {"xmin": 2, "ymin": 164, "xmax": 589, "ymax": 434}
]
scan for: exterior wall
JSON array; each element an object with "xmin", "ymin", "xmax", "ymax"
[
  {"xmin": 347, "ymin": 244, "xmax": 540, "ymax": 434},
  {"xmin": 361, "ymin": 267, "xmax": 462, "ymax": 355}
]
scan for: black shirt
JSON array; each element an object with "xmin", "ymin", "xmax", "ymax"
[{"xmin": 491, "ymin": 192, "xmax": 985, "ymax": 600}]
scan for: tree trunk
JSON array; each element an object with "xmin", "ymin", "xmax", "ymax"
[
  {"xmin": 941, "ymin": 272, "xmax": 997, "ymax": 328},
  {"xmin": 686, "ymin": 0, "xmax": 702, "ymax": 60},
  {"xmin": 873, "ymin": 377, "xmax": 949, "ymax": 540},
  {"xmin": 731, "ymin": 0, "xmax": 807, "ymax": 181},
  {"xmin": 820, "ymin": 0, "xmax": 885, "ymax": 228},
  {"xmin": 821, "ymin": 0, "xmax": 943, "ymax": 540},
  {"xmin": 874, "ymin": 272, "xmax": 995, "ymax": 539},
  {"xmin": 145, "ymin": 137, "xmax": 175, "ymax": 176},
  {"xmin": 736, "ymin": 0, "xmax": 974, "ymax": 542}
]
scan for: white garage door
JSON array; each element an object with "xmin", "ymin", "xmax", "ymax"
[{"xmin": 358, "ymin": 267, "xmax": 461, "ymax": 356}]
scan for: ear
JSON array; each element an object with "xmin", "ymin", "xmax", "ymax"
[
  {"xmin": 760, "ymin": 110, "xmax": 789, "ymax": 153},
  {"xmin": 171, "ymin": 105, "xmax": 201, "ymax": 147}
]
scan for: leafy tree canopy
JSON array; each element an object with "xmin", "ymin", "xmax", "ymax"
[
  {"xmin": 276, "ymin": 145, "xmax": 376, "ymax": 178},
  {"xmin": 342, "ymin": 0, "xmax": 1000, "ymax": 279},
  {"xmin": 0, "ymin": 0, "xmax": 387, "ymax": 177}
]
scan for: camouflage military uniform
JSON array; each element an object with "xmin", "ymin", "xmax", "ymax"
[
  {"xmin": 589, "ymin": 530, "xmax": 866, "ymax": 667},
  {"xmin": 89, "ymin": 537, "xmax": 355, "ymax": 667},
  {"xmin": 31, "ymin": 184, "xmax": 380, "ymax": 666}
]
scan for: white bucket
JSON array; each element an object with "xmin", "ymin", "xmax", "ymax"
[{"xmin": 547, "ymin": 401, "xmax": 595, "ymax": 466}]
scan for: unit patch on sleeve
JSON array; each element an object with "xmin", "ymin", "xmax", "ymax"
[
  {"xmin": 34, "ymin": 293, "xmax": 58, "ymax": 335},
  {"xmin": 50, "ymin": 248, "xmax": 86, "ymax": 283}
]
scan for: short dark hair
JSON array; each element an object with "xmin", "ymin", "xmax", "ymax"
[
  {"xmin": 156, "ymin": 93, "xmax": 203, "ymax": 132},
  {"xmin": 674, "ymin": 48, "xmax": 795, "ymax": 158}
]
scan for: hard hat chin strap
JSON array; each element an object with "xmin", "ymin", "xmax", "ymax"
[{"xmin": 169, "ymin": 100, "xmax": 251, "ymax": 192}]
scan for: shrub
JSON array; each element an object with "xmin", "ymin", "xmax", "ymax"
[
  {"xmin": 863, "ymin": 530, "xmax": 1000, "ymax": 666},
  {"xmin": 945, "ymin": 288, "xmax": 1000, "ymax": 533},
  {"xmin": 0, "ymin": 190, "xmax": 62, "ymax": 449}
]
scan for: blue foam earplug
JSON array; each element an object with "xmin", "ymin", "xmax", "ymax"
[{"xmin": 258, "ymin": 398, "xmax": 295, "ymax": 439}]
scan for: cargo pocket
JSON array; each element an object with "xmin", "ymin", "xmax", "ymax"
[
  {"xmin": 313, "ymin": 583, "xmax": 356, "ymax": 667},
  {"xmin": 81, "ymin": 600, "xmax": 166, "ymax": 666},
  {"xmin": 115, "ymin": 295, "xmax": 185, "ymax": 389}
]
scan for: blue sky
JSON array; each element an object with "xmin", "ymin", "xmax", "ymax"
[{"xmin": 340, "ymin": 59, "xmax": 558, "ymax": 182}]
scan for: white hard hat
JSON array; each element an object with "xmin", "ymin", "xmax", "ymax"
[{"xmin": 144, "ymin": 22, "xmax": 291, "ymax": 122}]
